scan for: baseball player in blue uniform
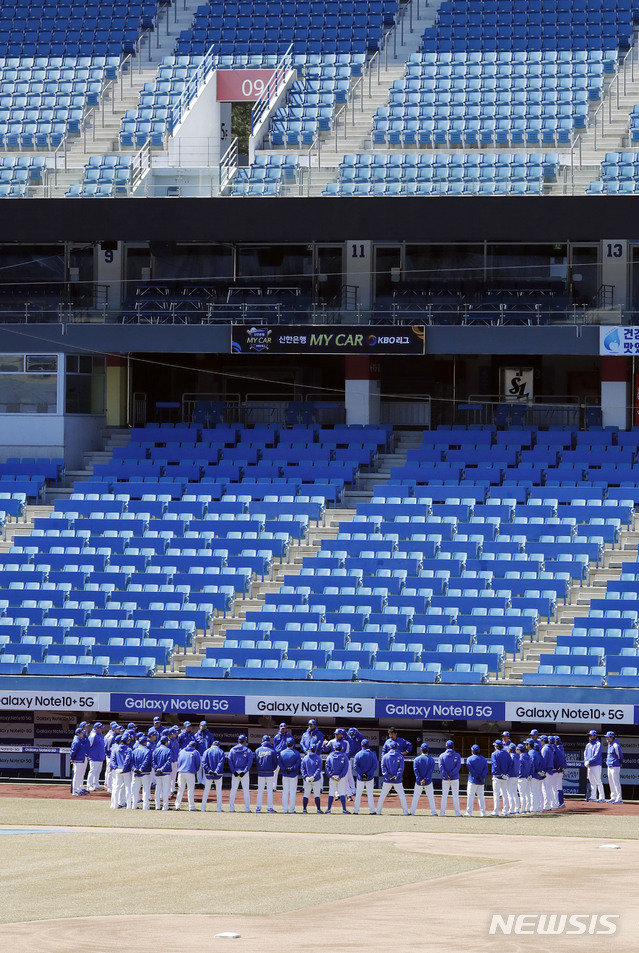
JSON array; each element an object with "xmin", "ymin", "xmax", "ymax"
[
  {"xmin": 301, "ymin": 719, "xmax": 325, "ymax": 753},
  {"xmin": 111, "ymin": 731, "xmax": 133, "ymax": 809},
  {"xmin": 273, "ymin": 722, "xmax": 294, "ymax": 789},
  {"xmin": 255, "ymin": 734, "xmax": 278, "ymax": 813},
  {"xmin": 528, "ymin": 739, "xmax": 544, "ymax": 813},
  {"xmin": 439, "ymin": 739, "xmax": 462, "ymax": 817},
  {"xmin": 540, "ymin": 735, "xmax": 557, "ymax": 811},
  {"xmin": 279, "ymin": 737, "xmax": 302, "ymax": 813},
  {"xmin": 152, "ymin": 734, "xmax": 173, "ymax": 810},
  {"xmin": 345, "ymin": 727, "xmax": 364, "ymax": 797},
  {"xmin": 516, "ymin": 743, "xmax": 532, "ymax": 813},
  {"xmin": 353, "ymin": 739, "xmax": 378, "ymax": 815},
  {"xmin": 605, "ymin": 731, "xmax": 623, "ymax": 804},
  {"xmin": 103, "ymin": 721, "xmax": 119, "ymax": 794},
  {"xmin": 70, "ymin": 726, "xmax": 90, "ymax": 796},
  {"xmin": 178, "ymin": 721, "xmax": 195, "ymax": 749},
  {"xmin": 195, "ymin": 721, "xmax": 213, "ymax": 784},
  {"xmin": 201, "ymin": 738, "xmax": 225, "ymax": 812},
  {"xmin": 301, "ymin": 743, "xmax": 324, "ymax": 814},
  {"xmin": 228, "ymin": 735, "xmax": 254, "ymax": 812},
  {"xmin": 465, "ymin": 744, "xmax": 488, "ymax": 817},
  {"xmin": 325, "ymin": 742, "xmax": 350, "ymax": 814},
  {"xmin": 381, "ymin": 728, "xmax": 412, "ymax": 758},
  {"xmin": 168, "ymin": 726, "xmax": 180, "ymax": 795},
  {"xmin": 411, "ymin": 743, "xmax": 437, "ymax": 816},
  {"xmin": 584, "ymin": 730, "xmax": 605, "ymax": 802},
  {"xmin": 376, "ymin": 740, "xmax": 409, "ymax": 815},
  {"xmin": 175, "ymin": 741, "xmax": 201, "ymax": 811},
  {"xmin": 550, "ymin": 736, "xmax": 566, "ymax": 810},
  {"xmin": 506, "ymin": 743, "xmax": 520, "ymax": 815},
  {"xmin": 86, "ymin": 722, "xmax": 105, "ymax": 792},
  {"xmin": 131, "ymin": 736, "xmax": 153, "ymax": 809},
  {"xmin": 489, "ymin": 740, "xmax": 510, "ymax": 816}
]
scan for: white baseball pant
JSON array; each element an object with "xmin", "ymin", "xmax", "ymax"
[
  {"xmin": 281, "ymin": 775, "xmax": 298, "ymax": 813},
  {"xmin": 587, "ymin": 765, "xmax": 605, "ymax": 800},
  {"xmin": 517, "ymin": 777, "xmax": 532, "ymax": 812},
  {"xmin": 542, "ymin": 774, "xmax": 557, "ymax": 810},
  {"xmin": 86, "ymin": 759, "xmax": 104, "ymax": 791},
  {"xmin": 440, "ymin": 778, "xmax": 461, "ymax": 816},
  {"xmin": 201, "ymin": 777, "xmax": 223, "ymax": 811},
  {"xmin": 154, "ymin": 774, "xmax": 171, "ymax": 810},
  {"xmin": 607, "ymin": 765, "xmax": 622, "ymax": 802},
  {"xmin": 229, "ymin": 772, "xmax": 251, "ymax": 811},
  {"xmin": 71, "ymin": 759, "xmax": 88, "ymax": 795},
  {"xmin": 130, "ymin": 773, "xmax": 152, "ymax": 809},
  {"xmin": 256, "ymin": 776, "xmax": 275, "ymax": 811},
  {"xmin": 466, "ymin": 782, "xmax": 486, "ymax": 816},
  {"xmin": 170, "ymin": 761, "xmax": 178, "ymax": 794},
  {"xmin": 530, "ymin": 777, "xmax": 543, "ymax": 812},
  {"xmin": 507, "ymin": 776, "xmax": 520, "ymax": 814},
  {"xmin": 303, "ymin": 778, "xmax": 323, "ymax": 799},
  {"xmin": 111, "ymin": 770, "xmax": 131, "ymax": 808},
  {"xmin": 176, "ymin": 771, "xmax": 196, "ymax": 810},
  {"xmin": 376, "ymin": 781, "xmax": 408, "ymax": 814},
  {"xmin": 354, "ymin": 779, "xmax": 376, "ymax": 813},
  {"xmin": 345, "ymin": 758, "xmax": 356, "ymax": 796},
  {"xmin": 411, "ymin": 783, "xmax": 437, "ymax": 815},
  {"xmin": 491, "ymin": 777, "xmax": 507, "ymax": 814},
  {"xmin": 328, "ymin": 776, "xmax": 347, "ymax": 798}
]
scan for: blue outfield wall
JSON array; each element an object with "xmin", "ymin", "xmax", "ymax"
[{"xmin": 1, "ymin": 677, "xmax": 638, "ymax": 726}]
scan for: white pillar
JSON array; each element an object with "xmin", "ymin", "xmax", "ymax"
[
  {"xmin": 601, "ymin": 356, "xmax": 629, "ymax": 429},
  {"xmin": 345, "ymin": 241, "xmax": 372, "ymax": 313},
  {"xmin": 345, "ymin": 357, "xmax": 380, "ymax": 425},
  {"xmin": 95, "ymin": 243, "xmax": 123, "ymax": 310},
  {"xmin": 600, "ymin": 240, "xmax": 628, "ymax": 309}
]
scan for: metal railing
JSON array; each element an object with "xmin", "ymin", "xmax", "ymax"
[
  {"xmin": 251, "ymin": 44, "xmax": 294, "ymax": 134},
  {"xmin": 219, "ymin": 136, "xmax": 239, "ymax": 192},
  {"xmin": 169, "ymin": 43, "xmax": 219, "ymax": 136}
]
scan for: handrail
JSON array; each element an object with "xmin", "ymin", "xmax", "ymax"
[
  {"xmin": 251, "ymin": 44, "xmax": 294, "ymax": 134},
  {"xmin": 219, "ymin": 136, "xmax": 239, "ymax": 193},
  {"xmin": 169, "ymin": 44, "xmax": 219, "ymax": 136}
]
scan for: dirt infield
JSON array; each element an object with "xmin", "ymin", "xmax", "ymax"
[{"xmin": 0, "ymin": 830, "xmax": 635, "ymax": 953}]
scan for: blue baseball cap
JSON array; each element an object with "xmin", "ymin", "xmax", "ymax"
[
  {"xmin": 183, "ymin": 721, "xmax": 192, "ymax": 728},
  {"xmin": 493, "ymin": 739, "xmax": 503, "ymax": 748},
  {"xmin": 127, "ymin": 722, "xmax": 136, "ymax": 729},
  {"xmin": 554, "ymin": 735, "xmax": 561, "ymax": 742},
  {"xmin": 421, "ymin": 742, "xmax": 430, "ymax": 752},
  {"xmin": 388, "ymin": 740, "xmax": 398, "ymax": 750},
  {"xmin": 516, "ymin": 744, "xmax": 525, "ymax": 752},
  {"xmin": 530, "ymin": 728, "xmax": 539, "ymax": 736},
  {"xmin": 605, "ymin": 731, "xmax": 616, "ymax": 738},
  {"xmin": 279, "ymin": 722, "xmax": 287, "ymax": 729},
  {"xmin": 286, "ymin": 738, "xmax": 295, "ymax": 747},
  {"xmin": 200, "ymin": 720, "xmax": 207, "ymax": 727},
  {"xmin": 589, "ymin": 729, "xmax": 598, "ymax": 736},
  {"xmin": 540, "ymin": 735, "xmax": 548, "ymax": 742},
  {"xmin": 471, "ymin": 744, "xmax": 480, "ymax": 754},
  {"xmin": 360, "ymin": 739, "xmax": 369, "ymax": 748},
  {"xmin": 262, "ymin": 734, "xmax": 271, "ymax": 742},
  {"xmin": 308, "ymin": 719, "xmax": 317, "ymax": 726},
  {"xmin": 238, "ymin": 734, "xmax": 247, "ymax": 743},
  {"xmin": 445, "ymin": 740, "xmax": 454, "ymax": 748},
  {"xmin": 110, "ymin": 721, "xmax": 118, "ymax": 728},
  {"xmin": 93, "ymin": 722, "xmax": 103, "ymax": 729}
]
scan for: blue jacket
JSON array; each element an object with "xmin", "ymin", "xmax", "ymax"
[
  {"xmin": 491, "ymin": 749, "xmax": 510, "ymax": 779},
  {"xmin": 104, "ymin": 729, "xmax": 116, "ymax": 753},
  {"xmin": 193, "ymin": 730, "xmax": 209, "ymax": 755},
  {"xmin": 606, "ymin": 741, "xmax": 623, "ymax": 767},
  {"xmin": 87, "ymin": 730, "xmax": 105, "ymax": 761},
  {"xmin": 381, "ymin": 750, "xmax": 405, "ymax": 784},
  {"xmin": 439, "ymin": 749, "xmax": 461, "ymax": 781},
  {"xmin": 518, "ymin": 752, "xmax": 533, "ymax": 779},
  {"xmin": 132, "ymin": 745, "xmax": 153, "ymax": 775},
  {"xmin": 381, "ymin": 736, "xmax": 412, "ymax": 757},
  {"xmin": 114, "ymin": 744, "xmax": 133, "ymax": 773},
  {"xmin": 169, "ymin": 736, "xmax": 180, "ymax": 763},
  {"xmin": 151, "ymin": 722, "xmax": 164, "ymax": 738},
  {"xmin": 278, "ymin": 747, "xmax": 302, "ymax": 778},
  {"xmin": 466, "ymin": 753, "xmax": 489, "ymax": 785},
  {"xmin": 153, "ymin": 743, "xmax": 173, "ymax": 776},
  {"xmin": 146, "ymin": 735, "xmax": 158, "ymax": 755},
  {"xmin": 177, "ymin": 745, "xmax": 201, "ymax": 774},
  {"xmin": 202, "ymin": 744, "xmax": 225, "ymax": 779},
  {"xmin": 301, "ymin": 751, "xmax": 323, "ymax": 782},
  {"xmin": 584, "ymin": 740, "xmax": 602, "ymax": 766},
  {"xmin": 529, "ymin": 748, "xmax": 544, "ymax": 780},
  {"xmin": 353, "ymin": 748, "xmax": 379, "ymax": 781},
  {"xmin": 301, "ymin": 728, "xmax": 325, "ymax": 752},
  {"xmin": 413, "ymin": 753, "xmax": 436, "ymax": 785},
  {"xmin": 553, "ymin": 745, "xmax": 567, "ymax": 771},
  {"xmin": 346, "ymin": 728, "xmax": 366, "ymax": 758},
  {"xmin": 228, "ymin": 743, "xmax": 254, "ymax": 774},
  {"xmin": 254, "ymin": 743, "xmax": 278, "ymax": 777},
  {"xmin": 507, "ymin": 752, "xmax": 519, "ymax": 778},
  {"xmin": 70, "ymin": 733, "xmax": 89, "ymax": 763},
  {"xmin": 178, "ymin": 729, "xmax": 195, "ymax": 750},
  {"xmin": 540, "ymin": 743, "xmax": 555, "ymax": 775},
  {"xmin": 274, "ymin": 730, "xmax": 295, "ymax": 753},
  {"xmin": 325, "ymin": 749, "xmax": 349, "ymax": 779}
]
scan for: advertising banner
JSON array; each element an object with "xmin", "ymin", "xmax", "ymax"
[{"xmin": 231, "ymin": 325, "xmax": 426, "ymax": 355}]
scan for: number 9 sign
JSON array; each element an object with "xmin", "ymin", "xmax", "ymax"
[{"xmin": 217, "ymin": 70, "xmax": 275, "ymax": 102}]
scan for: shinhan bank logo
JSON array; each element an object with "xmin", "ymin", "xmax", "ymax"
[
  {"xmin": 488, "ymin": 914, "xmax": 620, "ymax": 936},
  {"xmin": 602, "ymin": 328, "xmax": 622, "ymax": 353}
]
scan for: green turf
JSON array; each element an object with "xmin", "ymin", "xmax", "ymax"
[
  {"xmin": 0, "ymin": 796, "xmax": 637, "ymax": 839},
  {"xmin": 0, "ymin": 829, "xmax": 496, "ymax": 923}
]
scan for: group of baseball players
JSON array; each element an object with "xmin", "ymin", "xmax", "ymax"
[{"xmin": 68, "ymin": 718, "xmax": 625, "ymax": 815}]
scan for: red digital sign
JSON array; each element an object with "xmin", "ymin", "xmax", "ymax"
[{"xmin": 216, "ymin": 70, "xmax": 275, "ymax": 102}]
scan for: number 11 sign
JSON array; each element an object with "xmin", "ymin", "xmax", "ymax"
[{"xmin": 216, "ymin": 70, "xmax": 275, "ymax": 102}]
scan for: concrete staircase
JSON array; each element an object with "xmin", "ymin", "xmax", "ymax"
[
  {"xmin": 45, "ymin": 427, "xmax": 132, "ymax": 502},
  {"xmin": 502, "ymin": 513, "xmax": 639, "ymax": 681},
  {"xmin": 47, "ymin": 0, "xmax": 203, "ymax": 194},
  {"xmin": 550, "ymin": 37, "xmax": 639, "ymax": 194}
]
